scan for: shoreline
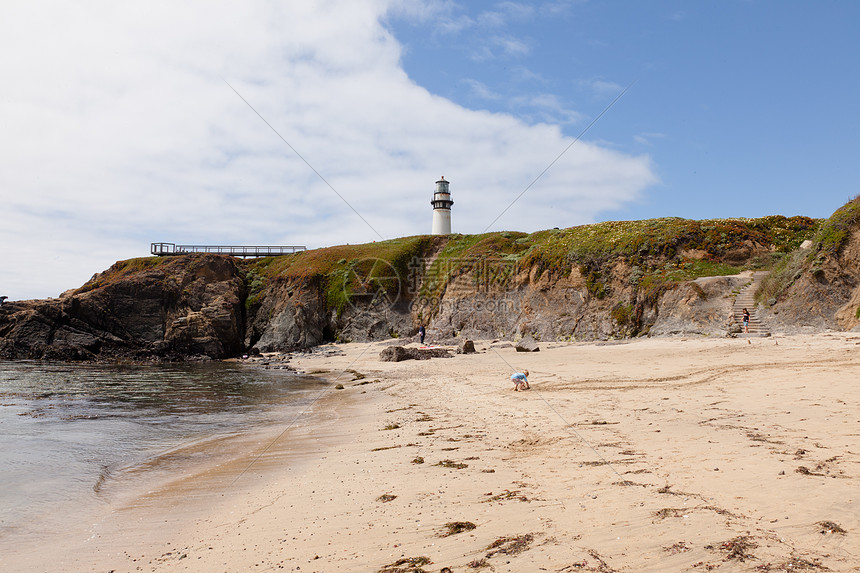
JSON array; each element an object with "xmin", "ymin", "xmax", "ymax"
[
  {"xmin": 0, "ymin": 367, "xmax": 354, "ymax": 572},
  {"xmin": 4, "ymin": 334, "xmax": 860, "ymax": 572}
]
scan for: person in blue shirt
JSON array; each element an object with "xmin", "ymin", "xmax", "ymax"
[{"xmin": 510, "ymin": 370, "xmax": 530, "ymax": 391}]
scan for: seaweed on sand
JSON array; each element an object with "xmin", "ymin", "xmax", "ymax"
[
  {"xmin": 435, "ymin": 459, "xmax": 468, "ymax": 469},
  {"xmin": 484, "ymin": 534, "xmax": 534, "ymax": 558},
  {"xmin": 795, "ymin": 466, "xmax": 825, "ymax": 476},
  {"xmin": 377, "ymin": 556, "xmax": 432, "ymax": 573},
  {"xmin": 817, "ymin": 520, "xmax": 846, "ymax": 535},
  {"xmin": 756, "ymin": 557, "xmax": 830, "ymax": 571},
  {"xmin": 440, "ymin": 521, "xmax": 477, "ymax": 537},
  {"xmin": 705, "ymin": 535, "xmax": 757, "ymax": 561},
  {"xmin": 663, "ymin": 541, "xmax": 692, "ymax": 554},
  {"xmin": 482, "ymin": 489, "xmax": 529, "ymax": 503},
  {"xmin": 654, "ymin": 508, "xmax": 686, "ymax": 520}
]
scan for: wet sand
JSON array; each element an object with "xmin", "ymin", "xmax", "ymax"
[{"xmin": 4, "ymin": 334, "xmax": 860, "ymax": 572}]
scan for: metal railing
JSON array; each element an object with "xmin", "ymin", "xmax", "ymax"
[{"xmin": 151, "ymin": 243, "xmax": 306, "ymax": 257}]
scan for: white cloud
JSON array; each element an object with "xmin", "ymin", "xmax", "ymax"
[
  {"xmin": 462, "ymin": 79, "xmax": 503, "ymax": 101},
  {"xmin": 470, "ymin": 35, "xmax": 531, "ymax": 62},
  {"xmin": 477, "ymin": 2, "xmax": 535, "ymax": 28},
  {"xmin": 0, "ymin": 0, "xmax": 656, "ymax": 300},
  {"xmin": 540, "ymin": 0, "xmax": 584, "ymax": 16},
  {"xmin": 509, "ymin": 65, "xmax": 546, "ymax": 84},
  {"xmin": 580, "ymin": 78, "xmax": 625, "ymax": 97},
  {"xmin": 386, "ymin": 0, "xmax": 458, "ymax": 22},
  {"xmin": 418, "ymin": 1, "xmax": 535, "ymax": 37},
  {"xmin": 634, "ymin": 132, "xmax": 669, "ymax": 146},
  {"xmin": 492, "ymin": 35, "xmax": 532, "ymax": 57},
  {"xmin": 511, "ymin": 93, "xmax": 585, "ymax": 125}
]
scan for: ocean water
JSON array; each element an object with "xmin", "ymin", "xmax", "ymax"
[{"xmin": 0, "ymin": 360, "xmax": 326, "ymax": 543}]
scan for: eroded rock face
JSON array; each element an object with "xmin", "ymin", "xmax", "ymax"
[
  {"xmin": 648, "ymin": 276, "xmax": 742, "ymax": 337},
  {"xmin": 763, "ymin": 229, "xmax": 860, "ymax": 333},
  {"xmin": 246, "ymin": 278, "xmax": 328, "ymax": 353},
  {"xmin": 0, "ymin": 254, "xmax": 246, "ymax": 360},
  {"xmin": 5, "ymin": 219, "xmax": 857, "ymax": 361}
]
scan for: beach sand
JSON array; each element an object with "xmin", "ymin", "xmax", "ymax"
[{"xmin": 4, "ymin": 334, "xmax": 859, "ymax": 572}]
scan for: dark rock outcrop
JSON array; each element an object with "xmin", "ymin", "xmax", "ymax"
[
  {"xmin": 0, "ymin": 254, "xmax": 246, "ymax": 360},
  {"xmin": 379, "ymin": 346, "xmax": 452, "ymax": 362}
]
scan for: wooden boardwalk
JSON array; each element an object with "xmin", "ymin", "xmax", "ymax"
[{"xmin": 150, "ymin": 243, "xmax": 306, "ymax": 257}]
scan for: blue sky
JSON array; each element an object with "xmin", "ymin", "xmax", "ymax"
[
  {"xmin": 387, "ymin": 1, "xmax": 860, "ymax": 221},
  {"xmin": 1, "ymin": 1, "xmax": 858, "ymax": 300}
]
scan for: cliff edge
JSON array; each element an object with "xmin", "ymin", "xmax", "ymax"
[
  {"xmin": 759, "ymin": 196, "xmax": 860, "ymax": 332},
  {"xmin": 5, "ymin": 207, "xmax": 855, "ymax": 361}
]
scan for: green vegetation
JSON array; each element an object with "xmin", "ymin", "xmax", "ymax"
[
  {"xmin": 244, "ymin": 268, "xmax": 266, "ymax": 309},
  {"xmin": 206, "ymin": 216, "xmax": 820, "ymax": 321},
  {"xmin": 75, "ymin": 256, "xmax": 168, "ymax": 294},
  {"xmin": 518, "ymin": 216, "xmax": 817, "ymax": 277},
  {"xmin": 757, "ymin": 196, "xmax": 859, "ymax": 304},
  {"xmin": 810, "ymin": 195, "xmax": 860, "ymax": 257},
  {"xmin": 610, "ymin": 302, "xmax": 635, "ymax": 326},
  {"xmin": 246, "ymin": 235, "xmax": 439, "ymax": 316},
  {"xmin": 662, "ymin": 259, "xmax": 744, "ymax": 281},
  {"xmin": 71, "ymin": 214, "xmax": 823, "ymax": 326},
  {"xmin": 756, "ymin": 249, "xmax": 808, "ymax": 305},
  {"xmin": 124, "ymin": 216, "xmax": 811, "ymax": 319},
  {"xmin": 418, "ymin": 232, "xmax": 526, "ymax": 298},
  {"xmin": 406, "ymin": 216, "xmax": 815, "ymax": 317},
  {"xmin": 582, "ymin": 264, "xmax": 609, "ymax": 298}
]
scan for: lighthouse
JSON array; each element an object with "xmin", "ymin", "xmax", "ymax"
[{"xmin": 431, "ymin": 176, "xmax": 453, "ymax": 235}]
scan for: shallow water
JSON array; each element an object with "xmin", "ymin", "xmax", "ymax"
[{"xmin": 0, "ymin": 360, "xmax": 325, "ymax": 542}]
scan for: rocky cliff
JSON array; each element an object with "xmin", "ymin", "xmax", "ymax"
[
  {"xmin": 0, "ymin": 255, "xmax": 246, "ymax": 360},
  {"xmin": 5, "ymin": 207, "xmax": 857, "ymax": 361},
  {"xmin": 759, "ymin": 196, "xmax": 860, "ymax": 332}
]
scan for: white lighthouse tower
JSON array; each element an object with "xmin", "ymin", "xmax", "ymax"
[{"xmin": 431, "ymin": 176, "xmax": 453, "ymax": 235}]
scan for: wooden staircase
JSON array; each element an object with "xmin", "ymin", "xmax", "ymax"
[{"xmin": 733, "ymin": 272, "xmax": 770, "ymax": 337}]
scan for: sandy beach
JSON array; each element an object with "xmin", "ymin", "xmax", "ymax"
[{"xmin": 4, "ymin": 334, "xmax": 860, "ymax": 572}]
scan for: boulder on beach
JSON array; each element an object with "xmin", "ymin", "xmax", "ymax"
[
  {"xmin": 515, "ymin": 335, "xmax": 540, "ymax": 352},
  {"xmin": 457, "ymin": 339, "xmax": 476, "ymax": 354},
  {"xmin": 379, "ymin": 346, "xmax": 452, "ymax": 362}
]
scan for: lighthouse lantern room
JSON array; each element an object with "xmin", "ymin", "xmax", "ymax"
[{"xmin": 431, "ymin": 176, "xmax": 453, "ymax": 235}]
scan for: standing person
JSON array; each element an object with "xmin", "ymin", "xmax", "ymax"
[
  {"xmin": 510, "ymin": 370, "xmax": 529, "ymax": 391},
  {"xmin": 742, "ymin": 308, "xmax": 750, "ymax": 333},
  {"xmin": 418, "ymin": 324, "xmax": 426, "ymax": 344}
]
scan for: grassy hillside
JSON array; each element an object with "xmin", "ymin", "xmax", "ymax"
[
  {"xmin": 237, "ymin": 215, "xmax": 819, "ymax": 311},
  {"xmin": 758, "ymin": 196, "xmax": 860, "ymax": 304},
  {"xmin": 74, "ymin": 216, "xmax": 819, "ymax": 315}
]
